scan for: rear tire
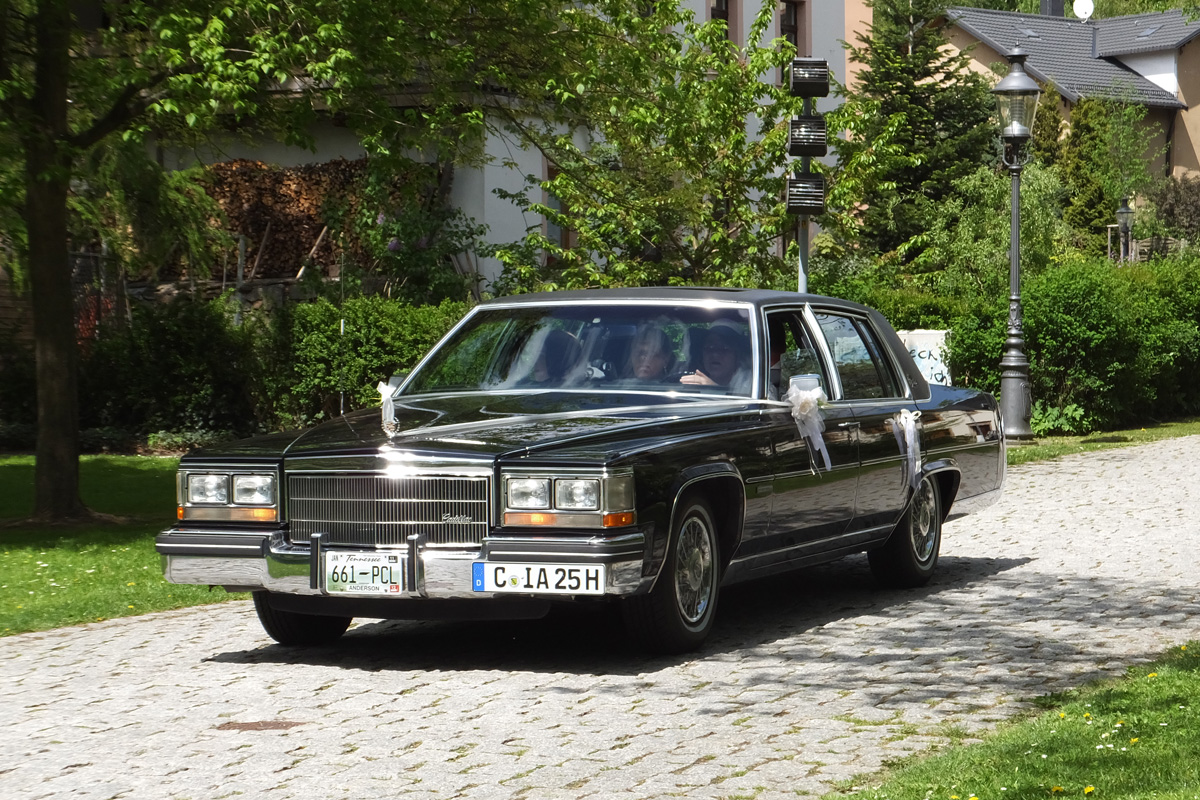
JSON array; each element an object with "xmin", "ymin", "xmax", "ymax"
[
  {"xmin": 252, "ymin": 591, "xmax": 352, "ymax": 646},
  {"xmin": 623, "ymin": 498, "xmax": 720, "ymax": 654},
  {"xmin": 869, "ymin": 474, "xmax": 942, "ymax": 589}
]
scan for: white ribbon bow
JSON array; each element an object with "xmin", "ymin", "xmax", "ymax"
[
  {"xmin": 892, "ymin": 408, "xmax": 922, "ymax": 493},
  {"xmin": 377, "ymin": 381, "xmax": 398, "ymax": 437},
  {"xmin": 784, "ymin": 384, "xmax": 831, "ymax": 473}
]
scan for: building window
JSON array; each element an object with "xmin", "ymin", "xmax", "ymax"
[
  {"xmin": 544, "ymin": 165, "xmax": 575, "ymax": 255},
  {"xmin": 779, "ymin": 1, "xmax": 808, "ymax": 83},
  {"xmin": 712, "ymin": 0, "xmax": 733, "ymax": 42}
]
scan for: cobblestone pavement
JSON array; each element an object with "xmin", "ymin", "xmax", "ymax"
[{"xmin": 3, "ymin": 438, "xmax": 1199, "ymax": 800}]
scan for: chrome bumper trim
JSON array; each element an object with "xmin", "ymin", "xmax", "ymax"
[{"xmin": 159, "ymin": 528, "xmax": 650, "ymax": 598}]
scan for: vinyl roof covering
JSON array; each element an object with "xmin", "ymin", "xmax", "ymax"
[{"xmin": 947, "ymin": 6, "xmax": 1185, "ymax": 108}]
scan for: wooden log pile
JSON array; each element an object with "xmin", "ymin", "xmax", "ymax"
[{"xmin": 202, "ymin": 158, "xmax": 370, "ymax": 280}]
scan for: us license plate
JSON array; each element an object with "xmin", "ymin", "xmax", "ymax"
[
  {"xmin": 472, "ymin": 562, "xmax": 606, "ymax": 596},
  {"xmin": 324, "ymin": 551, "xmax": 406, "ymax": 595}
]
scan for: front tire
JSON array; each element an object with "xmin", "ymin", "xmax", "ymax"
[
  {"xmin": 869, "ymin": 474, "xmax": 942, "ymax": 589},
  {"xmin": 252, "ymin": 591, "xmax": 352, "ymax": 646},
  {"xmin": 623, "ymin": 498, "xmax": 720, "ymax": 653}
]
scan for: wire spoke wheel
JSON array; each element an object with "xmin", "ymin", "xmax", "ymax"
[
  {"xmin": 869, "ymin": 474, "xmax": 942, "ymax": 589},
  {"xmin": 909, "ymin": 478, "xmax": 939, "ymax": 565},
  {"xmin": 674, "ymin": 515, "xmax": 716, "ymax": 625},
  {"xmin": 622, "ymin": 496, "xmax": 721, "ymax": 653}
]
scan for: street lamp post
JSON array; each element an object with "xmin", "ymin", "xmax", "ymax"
[
  {"xmin": 1116, "ymin": 198, "xmax": 1135, "ymax": 263},
  {"xmin": 992, "ymin": 46, "xmax": 1041, "ymax": 442}
]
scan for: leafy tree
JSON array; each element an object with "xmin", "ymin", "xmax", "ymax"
[
  {"xmin": 0, "ymin": 0, "xmax": 585, "ymax": 521},
  {"xmin": 1060, "ymin": 97, "xmax": 1160, "ymax": 249},
  {"xmin": 833, "ymin": 0, "xmax": 997, "ymax": 257},
  {"xmin": 911, "ymin": 162, "xmax": 1073, "ymax": 300},
  {"xmin": 1031, "ymin": 84, "xmax": 1065, "ymax": 168},
  {"xmin": 488, "ymin": 1, "xmax": 804, "ymax": 292}
]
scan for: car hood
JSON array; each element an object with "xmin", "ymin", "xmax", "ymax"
[{"xmin": 186, "ymin": 391, "xmax": 764, "ymax": 463}]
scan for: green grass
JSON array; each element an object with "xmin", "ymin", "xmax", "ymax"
[
  {"xmin": 1007, "ymin": 418, "xmax": 1200, "ymax": 466},
  {"xmin": 0, "ymin": 455, "xmax": 244, "ymax": 636},
  {"xmin": 827, "ymin": 644, "xmax": 1200, "ymax": 800}
]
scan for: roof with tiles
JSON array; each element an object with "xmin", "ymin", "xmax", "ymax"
[
  {"xmin": 947, "ymin": 6, "xmax": 1185, "ymax": 109},
  {"xmin": 1094, "ymin": 9, "xmax": 1200, "ymax": 57}
]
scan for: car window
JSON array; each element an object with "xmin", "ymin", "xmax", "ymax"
[
  {"xmin": 765, "ymin": 310, "xmax": 828, "ymax": 399},
  {"xmin": 403, "ymin": 304, "xmax": 756, "ymax": 397},
  {"xmin": 813, "ymin": 312, "xmax": 901, "ymax": 400}
]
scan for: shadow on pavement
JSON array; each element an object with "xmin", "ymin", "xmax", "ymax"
[{"xmin": 205, "ymin": 553, "xmax": 1033, "ymax": 677}]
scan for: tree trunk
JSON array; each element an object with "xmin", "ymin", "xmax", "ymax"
[{"xmin": 26, "ymin": 0, "xmax": 87, "ymax": 521}]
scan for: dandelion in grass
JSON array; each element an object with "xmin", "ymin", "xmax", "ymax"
[
  {"xmin": 1131, "ymin": 738, "xmax": 1139, "ymax": 743},
  {"xmin": 1148, "ymin": 673, "xmax": 1158, "ymax": 678},
  {"xmin": 1085, "ymin": 787, "xmax": 1095, "ymax": 795}
]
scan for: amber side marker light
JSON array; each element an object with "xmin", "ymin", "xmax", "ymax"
[
  {"xmin": 603, "ymin": 512, "xmax": 635, "ymax": 528},
  {"xmin": 177, "ymin": 506, "xmax": 185, "ymax": 520},
  {"xmin": 504, "ymin": 512, "xmax": 556, "ymax": 526}
]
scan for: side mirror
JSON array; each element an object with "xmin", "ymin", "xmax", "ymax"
[{"xmin": 788, "ymin": 373, "xmax": 823, "ymax": 393}]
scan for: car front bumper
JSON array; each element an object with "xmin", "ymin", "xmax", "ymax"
[{"xmin": 157, "ymin": 527, "xmax": 653, "ymax": 599}]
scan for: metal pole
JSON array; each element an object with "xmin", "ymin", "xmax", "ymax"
[
  {"xmin": 999, "ymin": 162, "xmax": 1034, "ymax": 440},
  {"xmin": 797, "ymin": 214, "xmax": 809, "ymax": 293}
]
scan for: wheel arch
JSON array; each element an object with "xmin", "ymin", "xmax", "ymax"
[
  {"xmin": 922, "ymin": 458, "xmax": 960, "ymax": 522},
  {"xmin": 668, "ymin": 465, "xmax": 745, "ymax": 574}
]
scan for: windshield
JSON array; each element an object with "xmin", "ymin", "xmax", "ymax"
[{"xmin": 403, "ymin": 303, "xmax": 757, "ymax": 398}]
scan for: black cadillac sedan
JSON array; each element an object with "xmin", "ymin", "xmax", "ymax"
[{"xmin": 157, "ymin": 288, "xmax": 1004, "ymax": 653}]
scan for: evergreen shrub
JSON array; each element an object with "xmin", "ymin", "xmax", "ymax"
[{"xmin": 283, "ymin": 296, "xmax": 468, "ymax": 424}]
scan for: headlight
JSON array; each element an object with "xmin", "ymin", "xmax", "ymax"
[
  {"xmin": 555, "ymin": 479, "xmax": 599, "ymax": 510},
  {"xmin": 507, "ymin": 478, "xmax": 551, "ymax": 509},
  {"xmin": 233, "ymin": 474, "xmax": 276, "ymax": 505},
  {"xmin": 179, "ymin": 469, "xmax": 278, "ymax": 523},
  {"xmin": 502, "ymin": 471, "xmax": 634, "ymax": 528},
  {"xmin": 187, "ymin": 474, "xmax": 229, "ymax": 504}
]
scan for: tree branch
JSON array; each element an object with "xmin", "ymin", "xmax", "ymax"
[{"xmin": 67, "ymin": 65, "xmax": 200, "ymax": 149}]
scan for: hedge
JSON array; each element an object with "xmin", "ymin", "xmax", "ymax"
[
  {"xmin": 0, "ymin": 294, "xmax": 470, "ymax": 450},
  {"xmin": 4, "ymin": 255, "xmax": 1200, "ymax": 447}
]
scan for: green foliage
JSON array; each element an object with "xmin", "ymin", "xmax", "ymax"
[
  {"xmin": 69, "ymin": 139, "xmax": 234, "ymax": 281},
  {"xmin": 80, "ymin": 297, "xmax": 261, "ymax": 436},
  {"xmin": 1148, "ymin": 175, "xmax": 1200, "ymax": 241},
  {"xmin": 945, "ymin": 256, "xmax": 1200, "ymax": 433},
  {"xmin": 912, "ymin": 163, "xmax": 1075, "ymax": 299},
  {"xmin": 0, "ymin": 326, "xmax": 36, "ymax": 425},
  {"xmin": 342, "ymin": 161, "xmax": 486, "ymax": 304},
  {"xmin": 1031, "ymin": 84, "xmax": 1065, "ymax": 168},
  {"xmin": 280, "ymin": 296, "xmax": 469, "ymax": 425},
  {"xmin": 833, "ymin": 0, "xmax": 997, "ymax": 257},
  {"xmin": 490, "ymin": 1, "xmax": 800, "ymax": 292},
  {"xmin": 1060, "ymin": 98, "xmax": 1161, "ymax": 250}
]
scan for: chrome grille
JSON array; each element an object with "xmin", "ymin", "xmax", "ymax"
[{"xmin": 287, "ymin": 473, "xmax": 490, "ymax": 547}]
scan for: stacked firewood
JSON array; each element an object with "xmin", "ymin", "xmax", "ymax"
[{"xmin": 203, "ymin": 158, "xmax": 370, "ymax": 281}]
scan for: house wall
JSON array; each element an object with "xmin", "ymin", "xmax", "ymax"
[
  {"xmin": 1119, "ymin": 50, "xmax": 1178, "ymax": 95},
  {"xmin": 1173, "ymin": 37, "xmax": 1200, "ymax": 178},
  {"xmin": 157, "ymin": 118, "xmax": 367, "ymax": 171}
]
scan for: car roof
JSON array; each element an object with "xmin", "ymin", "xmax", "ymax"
[{"xmin": 480, "ymin": 287, "xmax": 873, "ymax": 314}]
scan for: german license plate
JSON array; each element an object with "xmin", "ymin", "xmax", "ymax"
[
  {"xmin": 472, "ymin": 562, "xmax": 605, "ymax": 595},
  {"xmin": 324, "ymin": 551, "xmax": 406, "ymax": 595}
]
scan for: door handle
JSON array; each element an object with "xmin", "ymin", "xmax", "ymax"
[{"xmin": 838, "ymin": 421, "xmax": 860, "ymax": 429}]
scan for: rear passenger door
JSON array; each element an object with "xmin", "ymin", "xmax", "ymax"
[{"xmin": 810, "ymin": 309, "xmax": 918, "ymax": 536}]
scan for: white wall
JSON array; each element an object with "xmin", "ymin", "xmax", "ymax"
[{"xmin": 1117, "ymin": 50, "xmax": 1178, "ymax": 96}]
